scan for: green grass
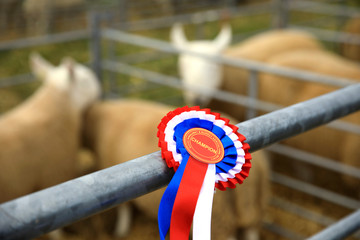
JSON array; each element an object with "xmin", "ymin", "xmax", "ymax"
[{"xmin": 0, "ymin": 4, "xmax": 356, "ymax": 112}]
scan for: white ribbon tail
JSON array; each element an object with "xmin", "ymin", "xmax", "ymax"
[{"xmin": 192, "ymin": 164, "xmax": 216, "ymax": 240}]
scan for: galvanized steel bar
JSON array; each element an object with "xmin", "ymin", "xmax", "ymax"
[
  {"xmin": 237, "ymin": 84, "xmax": 360, "ymax": 151},
  {"xmin": 0, "ymin": 30, "xmax": 89, "ymax": 51},
  {"xmin": 268, "ymin": 144, "xmax": 360, "ymax": 179},
  {"xmin": 1, "ymin": 84, "xmax": 360, "ymax": 239},
  {"xmin": 307, "ymin": 209, "xmax": 360, "ymax": 240},
  {"xmin": 289, "ymin": 0, "xmax": 360, "ymax": 18},
  {"xmin": 0, "ymin": 152, "xmax": 173, "ymax": 240},
  {"xmin": 245, "ymin": 70, "xmax": 259, "ymax": 120},
  {"xmin": 290, "ymin": 25, "xmax": 360, "ymax": 45},
  {"xmin": 89, "ymin": 11, "xmax": 103, "ymax": 86},
  {"xmin": 111, "ymin": 2, "xmax": 272, "ymax": 31},
  {"xmin": 271, "ymin": 173, "xmax": 360, "ymax": 210},
  {"xmin": 102, "ymin": 59, "xmax": 281, "ymax": 113}
]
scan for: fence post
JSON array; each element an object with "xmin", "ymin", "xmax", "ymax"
[
  {"xmin": 88, "ymin": 10, "xmax": 103, "ymax": 91},
  {"xmin": 272, "ymin": 0, "xmax": 289, "ymax": 29},
  {"xmin": 246, "ymin": 70, "xmax": 259, "ymax": 120}
]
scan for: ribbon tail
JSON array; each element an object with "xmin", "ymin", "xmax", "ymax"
[
  {"xmin": 170, "ymin": 156, "xmax": 209, "ymax": 240},
  {"xmin": 193, "ymin": 164, "xmax": 216, "ymax": 240},
  {"xmin": 158, "ymin": 155, "xmax": 190, "ymax": 240}
]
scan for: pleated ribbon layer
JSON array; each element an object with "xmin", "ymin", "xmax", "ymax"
[{"xmin": 157, "ymin": 106, "xmax": 251, "ymax": 240}]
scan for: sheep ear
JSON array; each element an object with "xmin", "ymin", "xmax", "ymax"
[
  {"xmin": 213, "ymin": 24, "xmax": 232, "ymax": 51},
  {"xmin": 61, "ymin": 57, "xmax": 76, "ymax": 83},
  {"xmin": 29, "ymin": 52, "xmax": 54, "ymax": 81},
  {"xmin": 170, "ymin": 23, "xmax": 188, "ymax": 49}
]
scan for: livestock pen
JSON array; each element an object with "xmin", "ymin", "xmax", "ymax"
[{"xmin": 1, "ymin": 0, "xmax": 360, "ymax": 239}]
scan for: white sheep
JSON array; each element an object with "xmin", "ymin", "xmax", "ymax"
[
  {"xmin": 82, "ymin": 99, "xmax": 270, "ymax": 240},
  {"xmin": 171, "ymin": 23, "xmax": 324, "ymax": 121},
  {"xmin": 0, "ymin": 53, "xmax": 100, "ymax": 203},
  {"xmin": 171, "ymin": 23, "xmax": 232, "ymax": 107}
]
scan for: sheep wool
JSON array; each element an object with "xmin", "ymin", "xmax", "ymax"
[{"xmin": 0, "ymin": 53, "xmax": 100, "ymax": 203}]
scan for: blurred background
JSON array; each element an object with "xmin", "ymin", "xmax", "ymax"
[{"xmin": 1, "ymin": 0, "xmax": 360, "ymax": 239}]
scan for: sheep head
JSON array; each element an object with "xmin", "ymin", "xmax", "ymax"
[
  {"xmin": 30, "ymin": 52, "xmax": 101, "ymax": 111},
  {"xmin": 170, "ymin": 23, "xmax": 232, "ymax": 107}
]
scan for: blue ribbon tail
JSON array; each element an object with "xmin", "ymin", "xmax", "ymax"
[{"xmin": 158, "ymin": 154, "xmax": 189, "ymax": 239}]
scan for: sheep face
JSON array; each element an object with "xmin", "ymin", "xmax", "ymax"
[
  {"xmin": 30, "ymin": 53, "xmax": 101, "ymax": 111},
  {"xmin": 171, "ymin": 23, "xmax": 232, "ymax": 107}
]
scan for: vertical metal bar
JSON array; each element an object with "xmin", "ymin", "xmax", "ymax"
[
  {"xmin": 88, "ymin": 11, "xmax": 103, "ymax": 96},
  {"xmin": 307, "ymin": 209, "xmax": 360, "ymax": 240},
  {"xmin": 118, "ymin": 0, "xmax": 129, "ymax": 30},
  {"xmin": 272, "ymin": 0, "xmax": 289, "ymax": 29},
  {"xmin": 246, "ymin": 70, "xmax": 258, "ymax": 120},
  {"xmin": 106, "ymin": 12, "xmax": 119, "ymax": 98}
]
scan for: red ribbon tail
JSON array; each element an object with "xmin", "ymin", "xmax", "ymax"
[{"xmin": 170, "ymin": 156, "xmax": 208, "ymax": 240}]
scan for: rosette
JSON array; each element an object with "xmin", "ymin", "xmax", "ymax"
[{"xmin": 157, "ymin": 106, "xmax": 251, "ymax": 240}]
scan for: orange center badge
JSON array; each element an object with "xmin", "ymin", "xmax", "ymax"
[{"xmin": 183, "ymin": 128, "xmax": 224, "ymax": 164}]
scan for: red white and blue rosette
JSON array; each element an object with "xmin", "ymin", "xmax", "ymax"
[{"xmin": 157, "ymin": 106, "xmax": 251, "ymax": 240}]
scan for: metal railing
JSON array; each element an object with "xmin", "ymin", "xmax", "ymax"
[
  {"xmin": 1, "ymin": 1, "xmax": 360, "ymax": 239},
  {"xmin": 1, "ymin": 83, "xmax": 360, "ymax": 240}
]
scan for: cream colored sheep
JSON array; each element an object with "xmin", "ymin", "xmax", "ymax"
[
  {"xmin": 0, "ymin": 53, "xmax": 100, "ymax": 203},
  {"xmin": 261, "ymin": 48, "xmax": 360, "ymax": 186},
  {"xmin": 82, "ymin": 99, "xmax": 270, "ymax": 240},
  {"xmin": 210, "ymin": 29, "xmax": 325, "ymax": 121}
]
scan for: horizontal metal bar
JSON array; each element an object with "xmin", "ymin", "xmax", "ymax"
[
  {"xmin": 237, "ymin": 84, "xmax": 360, "ymax": 151},
  {"xmin": 102, "ymin": 28, "xmax": 357, "ymax": 87},
  {"xmin": 271, "ymin": 173, "xmax": 360, "ymax": 210},
  {"xmin": 289, "ymin": 0, "xmax": 360, "ymax": 18},
  {"xmin": 270, "ymin": 197, "xmax": 360, "ymax": 240},
  {"xmin": 103, "ymin": 60, "xmax": 360, "ymax": 135},
  {"xmin": 268, "ymin": 144, "xmax": 360, "ymax": 179},
  {"xmin": 0, "ymin": 74, "xmax": 35, "ymax": 88},
  {"xmin": 0, "ymin": 151, "xmax": 173, "ymax": 240},
  {"xmin": 262, "ymin": 221, "xmax": 304, "ymax": 240},
  {"xmin": 112, "ymin": 2, "xmax": 272, "ymax": 31},
  {"xmin": 290, "ymin": 25, "xmax": 360, "ymax": 45},
  {"xmin": 1, "ymin": 84, "xmax": 360, "ymax": 239},
  {"xmin": 102, "ymin": 59, "xmax": 281, "ymax": 113},
  {"xmin": 0, "ymin": 30, "xmax": 89, "ymax": 51},
  {"xmin": 271, "ymin": 197, "xmax": 336, "ymax": 227},
  {"xmin": 307, "ymin": 209, "xmax": 360, "ymax": 240}
]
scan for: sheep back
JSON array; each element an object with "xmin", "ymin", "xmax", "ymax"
[{"xmin": 0, "ymin": 85, "xmax": 80, "ymax": 203}]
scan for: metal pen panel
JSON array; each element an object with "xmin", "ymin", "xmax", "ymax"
[{"xmin": 1, "ymin": 83, "xmax": 360, "ymax": 239}]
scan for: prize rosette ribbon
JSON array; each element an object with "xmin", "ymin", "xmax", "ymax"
[{"xmin": 157, "ymin": 106, "xmax": 252, "ymax": 240}]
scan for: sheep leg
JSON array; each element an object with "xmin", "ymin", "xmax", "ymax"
[
  {"xmin": 47, "ymin": 229, "xmax": 65, "ymax": 240},
  {"xmin": 237, "ymin": 227, "xmax": 259, "ymax": 240},
  {"xmin": 114, "ymin": 202, "xmax": 133, "ymax": 238}
]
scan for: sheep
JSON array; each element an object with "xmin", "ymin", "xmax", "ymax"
[
  {"xmin": 170, "ymin": 23, "xmax": 324, "ymax": 121},
  {"xmin": 171, "ymin": 22, "xmax": 360, "ymax": 188},
  {"xmin": 260, "ymin": 48, "xmax": 360, "ymax": 186},
  {"xmin": 0, "ymin": 53, "xmax": 100, "ymax": 203},
  {"xmin": 170, "ymin": 23, "xmax": 232, "ymax": 107},
  {"xmin": 82, "ymin": 99, "xmax": 270, "ymax": 240}
]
